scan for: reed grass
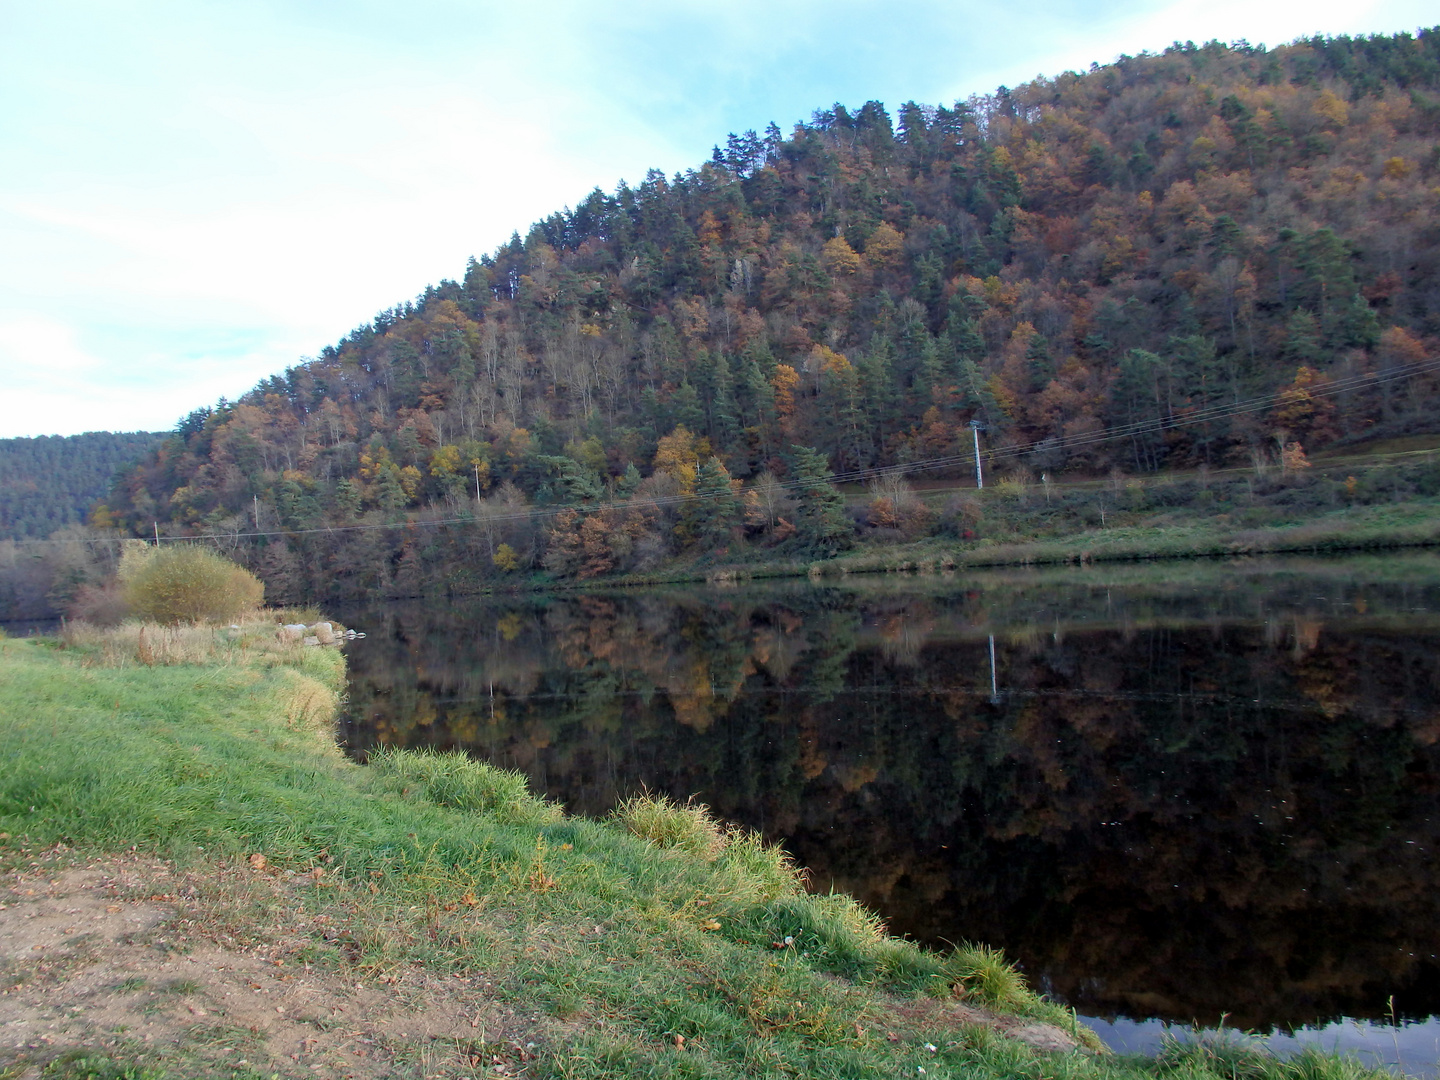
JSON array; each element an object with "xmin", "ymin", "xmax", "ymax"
[{"xmin": 57, "ymin": 610, "xmax": 335, "ymax": 668}]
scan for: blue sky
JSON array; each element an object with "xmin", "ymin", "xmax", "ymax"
[{"xmin": 0, "ymin": 0, "xmax": 1433, "ymax": 437}]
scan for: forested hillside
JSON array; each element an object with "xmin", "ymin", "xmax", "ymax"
[
  {"xmin": 97, "ymin": 30, "xmax": 1440, "ymax": 600},
  {"xmin": 0, "ymin": 432, "xmax": 163, "ymax": 541}
]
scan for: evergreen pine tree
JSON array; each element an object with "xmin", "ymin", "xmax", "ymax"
[
  {"xmin": 671, "ymin": 380, "xmax": 705, "ymax": 435},
  {"xmin": 333, "ymin": 478, "xmax": 362, "ymax": 521},
  {"xmin": 1026, "ymin": 333, "xmax": 1055, "ymax": 392},
  {"xmin": 958, "ymin": 358, "xmax": 1000, "ymax": 423},
  {"xmin": 616, "ymin": 462, "xmax": 642, "ymax": 498},
  {"xmin": 858, "ymin": 338, "xmax": 900, "ymax": 436},
  {"xmin": 689, "ymin": 456, "xmax": 741, "ymax": 548},
  {"xmin": 916, "ymin": 335, "xmax": 945, "ymax": 404},
  {"xmin": 375, "ymin": 464, "xmax": 408, "ymax": 511},
  {"xmin": 639, "ymin": 386, "xmax": 669, "ymax": 447},
  {"xmin": 708, "ymin": 353, "xmax": 742, "ymax": 457},
  {"xmin": 789, "ymin": 445, "xmax": 851, "ymax": 553}
]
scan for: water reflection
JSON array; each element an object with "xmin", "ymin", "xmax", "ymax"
[
  {"xmin": 338, "ymin": 555, "xmax": 1440, "ymax": 1038},
  {"xmin": 1089, "ymin": 1014, "xmax": 1440, "ymax": 1077}
]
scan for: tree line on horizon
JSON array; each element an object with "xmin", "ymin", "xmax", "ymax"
[
  {"xmin": 0, "ymin": 432, "xmax": 164, "ymax": 542},
  {"xmin": 55, "ymin": 28, "xmax": 1440, "ymax": 599}
]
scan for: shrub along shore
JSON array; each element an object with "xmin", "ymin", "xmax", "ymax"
[{"xmin": 0, "ymin": 616, "xmax": 1407, "ymax": 1080}]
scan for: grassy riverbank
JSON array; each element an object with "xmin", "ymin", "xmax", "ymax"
[
  {"xmin": 819, "ymin": 497, "xmax": 1440, "ymax": 575},
  {"xmin": 571, "ymin": 496, "xmax": 1440, "ymax": 595},
  {"xmin": 0, "ymin": 618, "xmax": 1402, "ymax": 1080},
  {"xmin": 544, "ymin": 450, "xmax": 1440, "ymax": 592}
]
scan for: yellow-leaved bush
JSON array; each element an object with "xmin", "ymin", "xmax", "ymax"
[{"xmin": 119, "ymin": 543, "xmax": 264, "ymax": 625}]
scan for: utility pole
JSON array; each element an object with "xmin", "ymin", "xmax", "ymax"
[
  {"xmin": 969, "ymin": 420, "xmax": 986, "ymax": 489},
  {"xmin": 474, "ymin": 462, "xmax": 482, "ymax": 502},
  {"xmin": 253, "ymin": 494, "xmax": 260, "ymax": 531},
  {"xmin": 153, "ymin": 521, "xmax": 160, "ymax": 546}
]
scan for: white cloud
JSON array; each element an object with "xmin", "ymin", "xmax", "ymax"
[
  {"xmin": 0, "ymin": 314, "xmax": 291, "ymax": 435},
  {"xmin": 0, "ymin": 318, "xmax": 105, "ymax": 379},
  {"xmin": 0, "ymin": 4, "xmax": 688, "ymax": 437},
  {"xmin": 0, "ymin": 319, "xmax": 139, "ymax": 435},
  {"xmin": 0, "ymin": 0, "xmax": 1434, "ymax": 436}
]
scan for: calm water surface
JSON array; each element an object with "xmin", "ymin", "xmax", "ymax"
[{"xmin": 338, "ymin": 553, "xmax": 1440, "ymax": 1073}]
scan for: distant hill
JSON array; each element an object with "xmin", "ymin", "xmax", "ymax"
[
  {"xmin": 99, "ymin": 29, "xmax": 1440, "ymax": 597},
  {"xmin": 0, "ymin": 432, "xmax": 165, "ymax": 540}
]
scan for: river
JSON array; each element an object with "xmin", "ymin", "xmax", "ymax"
[{"xmin": 337, "ymin": 552, "xmax": 1440, "ymax": 1074}]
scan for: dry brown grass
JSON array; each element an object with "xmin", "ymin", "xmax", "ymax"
[
  {"xmin": 274, "ymin": 668, "xmax": 343, "ymax": 748},
  {"xmin": 59, "ymin": 611, "xmax": 342, "ymax": 669}
]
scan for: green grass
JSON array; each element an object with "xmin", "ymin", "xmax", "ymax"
[
  {"xmin": 807, "ymin": 499, "xmax": 1440, "ymax": 579},
  {"xmin": 0, "ymin": 623, "xmax": 1408, "ymax": 1080}
]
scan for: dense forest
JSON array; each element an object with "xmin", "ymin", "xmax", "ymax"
[
  {"xmin": 88, "ymin": 29, "xmax": 1440, "ymax": 598},
  {"xmin": 0, "ymin": 432, "xmax": 163, "ymax": 541}
]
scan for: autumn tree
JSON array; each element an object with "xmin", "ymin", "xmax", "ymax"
[{"xmin": 1273, "ymin": 366, "xmax": 1339, "ymax": 447}]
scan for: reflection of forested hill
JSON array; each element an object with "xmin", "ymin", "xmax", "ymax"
[
  {"xmin": 97, "ymin": 31, "xmax": 1440, "ymax": 596},
  {"xmin": 341, "ymin": 582, "xmax": 1440, "ymax": 1030},
  {"xmin": 0, "ymin": 432, "xmax": 163, "ymax": 540}
]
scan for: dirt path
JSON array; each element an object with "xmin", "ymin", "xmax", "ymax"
[{"xmin": 0, "ymin": 854, "xmax": 542, "ymax": 1079}]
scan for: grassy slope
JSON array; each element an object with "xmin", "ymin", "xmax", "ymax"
[{"xmin": 0, "ymin": 623, "xmax": 1399, "ymax": 1080}]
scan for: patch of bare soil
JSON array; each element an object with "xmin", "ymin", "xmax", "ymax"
[
  {"xmin": 887, "ymin": 995, "xmax": 1085, "ymax": 1053},
  {"xmin": 0, "ymin": 851, "xmax": 1088, "ymax": 1078},
  {"xmin": 0, "ymin": 855, "xmax": 543, "ymax": 1079}
]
